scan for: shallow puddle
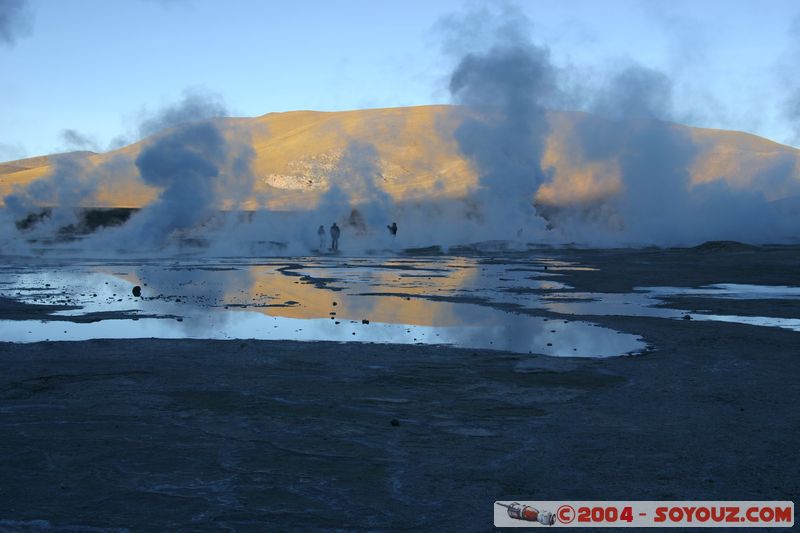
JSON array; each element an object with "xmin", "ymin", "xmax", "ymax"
[
  {"xmin": 1, "ymin": 255, "xmax": 797, "ymax": 354},
  {"xmin": 540, "ymin": 285, "xmax": 800, "ymax": 332},
  {"xmin": 642, "ymin": 283, "xmax": 800, "ymax": 300},
  {"xmin": 0, "ymin": 311, "xmax": 644, "ymax": 357},
  {"xmin": 0, "ymin": 257, "xmax": 645, "ymax": 357}
]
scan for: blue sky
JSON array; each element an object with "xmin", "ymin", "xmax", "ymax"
[{"xmin": 1, "ymin": 0, "xmax": 799, "ymax": 159}]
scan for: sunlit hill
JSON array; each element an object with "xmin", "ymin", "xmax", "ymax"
[{"xmin": 1, "ymin": 105, "xmax": 798, "ymax": 211}]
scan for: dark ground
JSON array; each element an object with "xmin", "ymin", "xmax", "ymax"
[{"xmin": 0, "ymin": 246, "xmax": 798, "ymax": 531}]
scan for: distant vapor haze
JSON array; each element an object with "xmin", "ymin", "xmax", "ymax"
[
  {"xmin": 1, "ymin": 4, "xmax": 799, "ymax": 254},
  {"xmin": 138, "ymin": 90, "xmax": 229, "ymax": 138},
  {"xmin": 782, "ymin": 16, "xmax": 800, "ymax": 146},
  {"xmin": 316, "ymin": 140, "xmax": 394, "ymax": 232},
  {"xmin": 438, "ymin": 4, "xmax": 553, "ymax": 242},
  {"xmin": 438, "ymin": 4, "xmax": 800, "ymax": 246},
  {"xmin": 2, "ymin": 91, "xmax": 259, "ymax": 254},
  {"xmin": 60, "ymin": 129, "xmax": 99, "ymax": 152},
  {"xmin": 3, "ymin": 150, "xmax": 135, "ymax": 246},
  {"xmin": 554, "ymin": 62, "xmax": 800, "ymax": 244},
  {"xmin": 96, "ymin": 92, "xmax": 256, "ymax": 250},
  {"xmin": 0, "ymin": 0, "xmax": 30, "ymax": 47}
]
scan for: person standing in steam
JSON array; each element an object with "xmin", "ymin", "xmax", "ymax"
[
  {"xmin": 317, "ymin": 224, "xmax": 326, "ymax": 250},
  {"xmin": 387, "ymin": 222, "xmax": 398, "ymax": 237},
  {"xmin": 330, "ymin": 222, "xmax": 341, "ymax": 251}
]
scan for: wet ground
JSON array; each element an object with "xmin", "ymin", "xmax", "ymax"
[
  {"xmin": 1, "ymin": 252, "xmax": 798, "ymax": 353},
  {"xmin": 0, "ymin": 256, "xmax": 645, "ymax": 357},
  {"xmin": 0, "ymin": 245, "xmax": 798, "ymax": 531}
]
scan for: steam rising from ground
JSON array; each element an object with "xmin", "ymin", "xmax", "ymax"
[
  {"xmin": 1, "ymin": 91, "xmax": 258, "ymax": 255},
  {"xmin": 138, "ymin": 90, "xmax": 229, "ymax": 139},
  {"xmin": 551, "ymin": 64, "xmax": 800, "ymax": 244},
  {"xmin": 103, "ymin": 121, "xmax": 254, "ymax": 249},
  {"xmin": 439, "ymin": 5, "xmax": 800, "ymax": 247},
  {"xmin": 4, "ymin": 152, "xmax": 134, "ymax": 243},
  {"xmin": 448, "ymin": 36, "xmax": 554, "ymax": 240},
  {"xmin": 2, "ymin": 5, "xmax": 799, "ymax": 255},
  {"xmin": 60, "ymin": 129, "xmax": 99, "ymax": 152}
]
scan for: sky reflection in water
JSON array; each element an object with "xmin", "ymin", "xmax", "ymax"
[{"xmin": 0, "ymin": 255, "xmax": 797, "ymax": 354}]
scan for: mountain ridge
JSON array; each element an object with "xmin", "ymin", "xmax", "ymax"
[{"xmin": 1, "ymin": 105, "xmax": 798, "ymax": 210}]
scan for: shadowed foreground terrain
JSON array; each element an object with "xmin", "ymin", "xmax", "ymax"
[{"xmin": 0, "ymin": 247, "xmax": 798, "ymax": 531}]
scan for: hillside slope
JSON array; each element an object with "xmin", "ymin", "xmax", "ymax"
[{"xmin": 1, "ymin": 105, "xmax": 797, "ymax": 210}]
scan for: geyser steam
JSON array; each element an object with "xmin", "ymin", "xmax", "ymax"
[
  {"xmin": 445, "ymin": 6, "xmax": 555, "ymax": 241},
  {"xmin": 2, "ymin": 5, "xmax": 799, "ymax": 253}
]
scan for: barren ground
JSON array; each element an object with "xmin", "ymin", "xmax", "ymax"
[{"xmin": 0, "ymin": 246, "xmax": 798, "ymax": 531}]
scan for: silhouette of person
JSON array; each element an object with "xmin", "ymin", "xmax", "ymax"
[
  {"xmin": 317, "ymin": 224, "xmax": 326, "ymax": 250},
  {"xmin": 330, "ymin": 222, "xmax": 341, "ymax": 251},
  {"xmin": 387, "ymin": 222, "xmax": 398, "ymax": 236}
]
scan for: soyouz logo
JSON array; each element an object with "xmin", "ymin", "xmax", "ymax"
[
  {"xmin": 493, "ymin": 501, "xmax": 794, "ymax": 528},
  {"xmin": 495, "ymin": 502, "xmax": 556, "ymax": 525}
]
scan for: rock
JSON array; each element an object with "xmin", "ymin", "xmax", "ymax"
[
  {"xmin": 390, "ymin": 419, "xmax": 400, "ymax": 427},
  {"xmin": 362, "ymin": 319, "xmax": 370, "ymax": 324},
  {"xmin": 683, "ymin": 314, "xmax": 692, "ymax": 320},
  {"xmin": 692, "ymin": 240, "xmax": 757, "ymax": 252},
  {"xmin": 132, "ymin": 286, "xmax": 142, "ymax": 297}
]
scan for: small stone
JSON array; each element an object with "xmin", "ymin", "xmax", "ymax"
[
  {"xmin": 390, "ymin": 419, "xmax": 400, "ymax": 427},
  {"xmin": 132, "ymin": 286, "xmax": 142, "ymax": 297},
  {"xmin": 683, "ymin": 314, "xmax": 692, "ymax": 320},
  {"xmin": 362, "ymin": 319, "xmax": 370, "ymax": 324}
]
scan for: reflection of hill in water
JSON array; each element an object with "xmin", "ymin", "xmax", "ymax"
[{"xmin": 0, "ymin": 256, "xmax": 648, "ymax": 357}]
